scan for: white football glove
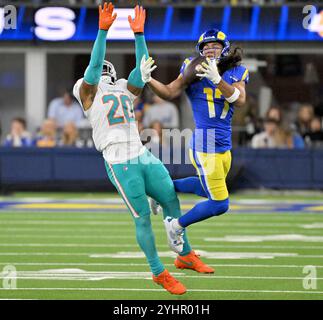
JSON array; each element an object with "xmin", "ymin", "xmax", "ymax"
[
  {"xmin": 196, "ymin": 58, "xmax": 222, "ymax": 85},
  {"xmin": 140, "ymin": 56, "xmax": 157, "ymax": 83}
]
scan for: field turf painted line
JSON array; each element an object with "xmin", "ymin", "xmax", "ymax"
[{"xmin": 0, "ymin": 193, "xmax": 322, "ymax": 300}]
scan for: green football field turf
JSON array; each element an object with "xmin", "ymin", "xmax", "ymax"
[{"xmin": 0, "ymin": 192, "xmax": 322, "ymax": 300}]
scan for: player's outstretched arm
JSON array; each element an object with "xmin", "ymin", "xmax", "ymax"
[
  {"xmin": 127, "ymin": 5, "xmax": 184, "ymax": 100},
  {"xmin": 146, "ymin": 58, "xmax": 186, "ymax": 101},
  {"xmin": 148, "ymin": 76, "xmax": 185, "ymax": 101},
  {"xmin": 127, "ymin": 5, "xmax": 150, "ymax": 96},
  {"xmin": 79, "ymin": 2, "xmax": 117, "ymax": 110}
]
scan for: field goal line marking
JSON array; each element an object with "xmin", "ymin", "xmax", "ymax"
[{"xmin": 0, "ymin": 288, "xmax": 322, "ymax": 294}]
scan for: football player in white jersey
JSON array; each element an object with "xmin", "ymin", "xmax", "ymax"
[{"xmin": 73, "ymin": 2, "xmax": 212, "ymax": 295}]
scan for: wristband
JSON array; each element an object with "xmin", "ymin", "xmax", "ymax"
[{"xmin": 225, "ymin": 87, "xmax": 241, "ymax": 103}]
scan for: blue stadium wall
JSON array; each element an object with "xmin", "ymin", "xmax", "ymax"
[{"xmin": 0, "ymin": 148, "xmax": 323, "ymax": 192}]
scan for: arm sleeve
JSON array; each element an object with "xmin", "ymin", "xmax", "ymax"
[
  {"xmin": 84, "ymin": 29, "xmax": 108, "ymax": 85},
  {"xmin": 127, "ymin": 33, "xmax": 149, "ymax": 88}
]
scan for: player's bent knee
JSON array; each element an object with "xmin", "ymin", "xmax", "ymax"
[
  {"xmin": 134, "ymin": 215, "xmax": 152, "ymax": 230},
  {"xmin": 209, "ymin": 198, "xmax": 229, "ymax": 216}
]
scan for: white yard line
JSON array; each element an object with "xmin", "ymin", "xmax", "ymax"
[
  {"xmin": 0, "ymin": 276, "xmax": 322, "ymax": 281},
  {"xmin": 1, "ymin": 242, "xmax": 323, "ymax": 252},
  {"xmin": 0, "ymin": 271, "xmax": 321, "ymax": 281},
  {"xmin": 0, "ymin": 299, "xmax": 38, "ymax": 300},
  {"xmin": 0, "ymin": 253, "xmax": 89, "ymax": 256},
  {"xmin": 0, "ymin": 221, "xmax": 134, "ymax": 225},
  {"xmin": 0, "ymin": 287, "xmax": 322, "ymax": 294},
  {"xmin": 1, "ymin": 250, "xmax": 323, "ymax": 259},
  {"xmin": 204, "ymin": 234, "xmax": 323, "ymax": 242},
  {"xmin": 0, "ymin": 219, "xmax": 323, "ymax": 227},
  {"xmin": 0, "ymin": 242, "xmax": 323, "ymax": 250},
  {"xmin": 0, "ymin": 222, "xmax": 311, "ymax": 227},
  {"xmin": 0, "ymin": 262, "xmax": 323, "ymax": 268}
]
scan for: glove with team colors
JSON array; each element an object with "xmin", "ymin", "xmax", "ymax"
[
  {"xmin": 128, "ymin": 5, "xmax": 146, "ymax": 33},
  {"xmin": 99, "ymin": 2, "xmax": 117, "ymax": 31}
]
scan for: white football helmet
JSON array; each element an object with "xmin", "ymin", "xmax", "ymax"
[{"xmin": 101, "ymin": 60, "xmax": 117, "ymax": 85}]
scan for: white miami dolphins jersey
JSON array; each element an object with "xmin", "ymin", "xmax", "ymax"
[{"xmin": 73, "ymin": 78, "xmax": 145, "ymax": 164}]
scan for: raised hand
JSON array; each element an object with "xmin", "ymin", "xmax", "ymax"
[
  {"xmin": 196, "ymin": 58, "xmax": 222, "ymax": 85},
  {"xmin": 128, "ymin": 5, "xmax": 146, "ymax": 33},
  {"xmin": 99, "ymin": 2, "xmax": 117, "ymax": 31},
  {"xmin": 140, "ymin": 56, "xmax": 157, "ymax": 83}
]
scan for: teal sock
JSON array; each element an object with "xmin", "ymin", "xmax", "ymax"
[
  {"xmin": 143, "ymin": 162, "xmax": 193, "ymax": 257},
  {"xmin": 134, "ymin": 215, "xmax": 164, "ymax": 276}
]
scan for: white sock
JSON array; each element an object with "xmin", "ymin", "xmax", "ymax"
[{"xmin": 172, "ymin": 219, "xmax": 183, "ymax": 231}]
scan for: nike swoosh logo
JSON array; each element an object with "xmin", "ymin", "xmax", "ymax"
[{"xmin": 177, "ymin": 257, "xmax": 194, "ymax": 267}]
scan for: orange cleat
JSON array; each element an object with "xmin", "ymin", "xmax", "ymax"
[
  {"xmin": 174, "ymin": 250, "xmax": 214, "ymax": 273},
  {"xmin": 152, "ymin": 269, "xmax": 187, "ymax": 295}
]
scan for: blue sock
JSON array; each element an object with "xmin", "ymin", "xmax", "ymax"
[
  {"xmin": 134, "ymin": 215, "xmax": 165, "ymax": 276},
  {"xmin": 179, "ymin": 198, "xmax": 229, "ymax": 228},
  {"xmin": 173, "ymin": 177, "xmax": 207, "ymax": 198}
]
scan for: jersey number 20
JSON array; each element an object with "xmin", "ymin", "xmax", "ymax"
[{"xmin": 102, "ymin": 94, "xmax": 134, "ymax": 126}]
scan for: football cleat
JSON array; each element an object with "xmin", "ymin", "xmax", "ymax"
[
  {"xmin": 175, "ymin": 250, "xmax": 214, "ymax": 273},
  {"xmin": 163, "ymin": 216, "xmax": 184, "ymax": 254},
  {"xmin": 152, "ymin": 269, "xmax": 186, "ymax": 295},
  {"xmin": 149, "ymin": 197, "xmax": 161, "ymax": 215}
]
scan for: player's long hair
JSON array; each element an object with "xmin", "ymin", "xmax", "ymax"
[{"xmin": 218, "ymin": 46, "xmax": 243, "ymax": 75}]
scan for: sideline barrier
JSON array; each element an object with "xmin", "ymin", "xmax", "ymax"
[{"xmin": 0, "ymin": 147, "xmax": 323, "ymax": 191}]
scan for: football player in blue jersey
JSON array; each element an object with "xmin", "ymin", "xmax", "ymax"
[{"xmin": 141, "ymin": 29, "xmax": 249, "ymax": 269}]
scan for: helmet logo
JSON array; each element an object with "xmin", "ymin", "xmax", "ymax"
[
  {"xmin": 217, "ymin": 31, "xmax": 226, "ymax": 40},
  {"xmin": 204, "ymin": 36, "xmax": 216, "ymax": 40}
]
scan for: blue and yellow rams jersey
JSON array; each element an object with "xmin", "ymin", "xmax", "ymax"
[{"xmin": 180, "ymin": 57, "xmax": 249, "ymax": 153}]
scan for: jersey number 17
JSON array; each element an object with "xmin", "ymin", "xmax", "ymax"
[{"xmin": 204, "ymin": 87, "xmax": 230, "ymax": 119}]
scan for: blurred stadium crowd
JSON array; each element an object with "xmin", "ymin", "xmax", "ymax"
[
  {"xmin": 2, "ymin": 86, "xmax": 323, "ymax": 149},
  {"xmin": 1, "ymin": 0, "xmax": 323, "ymax": 150}
]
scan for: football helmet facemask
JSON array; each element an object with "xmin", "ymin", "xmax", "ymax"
[
  {"xmin": 196, "ymin": 29, "xmax": 230, "ymax": 61},
  {"xmin": 101, "ymin": 60, "xmax": 117, "ymax": 85}
]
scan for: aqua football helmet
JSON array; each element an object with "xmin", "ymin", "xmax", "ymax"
[
  {"xmin": 196, "ymin": 29, "xmax": 230, "ymax": 60},
  {"xmin": 101, "ymin": 60, "xmax": 117, "ymax": 85}
]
